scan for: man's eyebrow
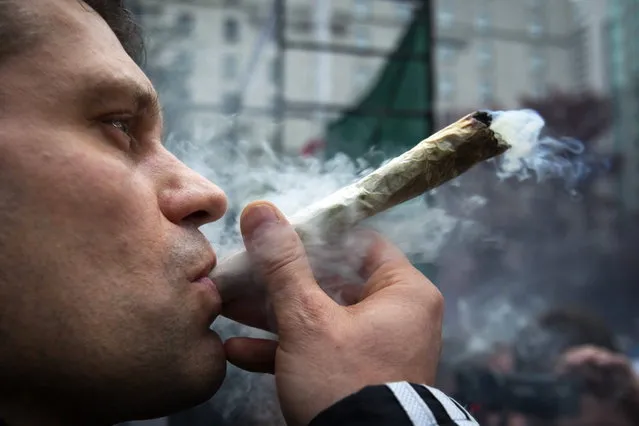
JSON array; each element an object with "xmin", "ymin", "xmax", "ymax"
[{"xmin": 81, "ymin": 78, "xmax": 163, "ymax": 120}]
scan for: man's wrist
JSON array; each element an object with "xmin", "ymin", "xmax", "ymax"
[
  {"xmin": 308, "ymin": 384, "xmax": 398, "ymax": 426},
  {"xmin": 309, "ymin": 382, "xmax": 477, "ymax": 426}
]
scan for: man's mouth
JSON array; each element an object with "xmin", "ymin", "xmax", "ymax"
[
  {"xmin": 191, "ymin": 256, "xmax": 222, "ymax": 323},
  {"xmin": 190, "ymin": 254, "xmax": 217, "ymax": 283},
  {"xmin": 193, "ymin": 275, "xmax": 219, "ymax": 296}
]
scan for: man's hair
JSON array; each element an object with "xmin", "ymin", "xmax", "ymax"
[
  {"xmin": 0, "ymin": 0, "xmax": 144, "ymax": 65},
  {"xmin": 513, "ymin": 308, "xmax": 620, "ymax": 373}
]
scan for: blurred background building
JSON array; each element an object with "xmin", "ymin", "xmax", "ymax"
[
  {"xmin": 124, "ymin": 0, "xmax": 615, "ymax": 148},
  {"xmin": 606, "ymin": 0, "xmax": 639, "ymax": 213},
  {"xmin": 127, "ymin": 0, "xmax": 425, "ymax": 155},
  {"xmin": 434, "ymin": 0, "xmax": 587, "ymax": 121}
]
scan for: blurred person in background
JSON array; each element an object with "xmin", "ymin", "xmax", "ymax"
[
  {"xmin": 0, "ymin": 1, "xmax": 475, "ymax": 426},
  {"xmin": 451, "ymin": 308, "xmax": 639, "ymax": 426},
  {"xmin": 513, "ymin": 308, "xmax": 639, "ymax": 426}
]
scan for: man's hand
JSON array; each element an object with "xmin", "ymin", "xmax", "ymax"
[
  {"xmin": 558, "ymin": 345, "xmax": 639, "ymax": 398},
  {"xmin": 557, "ymin": 345, "xmax": 639, "ymax": 425},
  {"xmin": 224, "ymin": 201, "xmax": 444, "ymax": 426}
]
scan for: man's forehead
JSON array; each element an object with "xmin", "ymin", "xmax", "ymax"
[
  {"xmin": 25, "ymin": 0, "xmax": 132, "ymax": 61},
  {"xmin": 0, "ymin": 0, "xmax": 157, "ymax": 116},
  {"xmin": 32, "ymin": 0, "xmax": 152, "ymax": 93},
  {"xmin": 25, "ymin": 0, "xmax": 104, "ymax": 28}
]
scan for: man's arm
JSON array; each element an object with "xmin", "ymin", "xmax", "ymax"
[{"xmin": 310, "ymin": 382, "xmax": 478, "ymax": 426}]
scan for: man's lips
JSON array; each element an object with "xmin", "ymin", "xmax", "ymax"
[
  {"xmin": 189, "ymin": 252, "xmax": 222, "ymax": 315},
  {"xmin": 193, "ymin": 275, "xmax": 219, "ymax": 295},
  {"xmin": 190, "ymin": 254, "xmax": 217, "ymax": 283},
  {"xmin": 192, "ymin": 274, "xmax": 222, "ymax": 325}
]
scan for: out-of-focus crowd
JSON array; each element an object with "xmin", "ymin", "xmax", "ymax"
[{"xmin": 437, "ymin": 308, "xmax": 639, "ymax": 426}]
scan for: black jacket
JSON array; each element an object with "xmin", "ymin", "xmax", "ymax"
[
  {"xmin": 0, "ymin": 383, "xmax": 478, "ymax": 426},
  {"xmin": 310, "ymin": 382, "xmax": 479, "ymax": 426}
]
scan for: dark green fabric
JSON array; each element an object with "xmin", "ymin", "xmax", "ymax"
[
  {"xmin": 323, "ymin": 8, "xmax": 436, "ymax": 276},
  {"xmin": 323, "ymin": 9, "xmax": 433, "ymax": 165}
]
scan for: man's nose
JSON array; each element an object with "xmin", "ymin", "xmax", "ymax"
[{"xmin": 158, "ymin": 157, "xmax": 228, "ymax": 228}]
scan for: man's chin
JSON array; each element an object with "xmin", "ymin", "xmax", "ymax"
[
  {"xmin": 128, "ymin": 357, "xmax": 226, "ymax": 421},
  {"xmin": 146, "ymin": 331, "xmax": 228, "ymax": 418},
  {"xmin": 192, "ymin": 329, "xmax": 228, "ymax": 395}
]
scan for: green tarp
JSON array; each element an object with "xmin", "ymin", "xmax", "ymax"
[
  {"xmin": 323, "ymin": 7, "xmax": 437, "ymax": 278},
  {"xmin": 323, "ymin": 8, "xmax": 434, "ymax": 165}
]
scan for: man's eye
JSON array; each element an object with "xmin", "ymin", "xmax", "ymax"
[
  {"xmin": 101, "ymin": 117, "xmax": 136, "ymax": 150},
  {"xmin": 111, "ymin": 119, "xmax": 132, "ymax": 136}
]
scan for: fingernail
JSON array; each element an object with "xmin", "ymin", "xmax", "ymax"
[{"xmin": 242, "ymin": 203, "xmax": 280, "ymax": 235}]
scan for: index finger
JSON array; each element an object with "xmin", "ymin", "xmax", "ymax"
[
  {"xmin": 357, "ymin": 230, "xmax": 412, "ymax": 279},
  {"xmin": 355, "ymin": 229, "xmax": 435, "ymax": 299}
]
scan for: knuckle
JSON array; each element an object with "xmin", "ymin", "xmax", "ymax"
[
  {"xmin": 412, "ymin": 270, "xmax": 443, "ymax": 304},
  {"xmin": 281, "ymin": 291, "xmax": 332, "ymax": 333},
  {"xmin": 372, "ymin": 259, "xmax": 412, "ymax": 285},
  {"xmin": 411, "ymin": 276, "xmax": 444, "ymax": 324},
  {"xmin": 427, "ymin": 289, "xmax": 444, "ymax": 321},
  {"xmin": 257, "ymin": 232, "xmax": 306, "ymax": 278},
  {"xmin": 429, "ymin": 286, "xmax": 444, "ymax": 310}
]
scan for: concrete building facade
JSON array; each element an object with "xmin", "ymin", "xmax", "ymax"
[
  {"xmin": 433, "ymin": 0, "xmax": 585, "ymax": 122},
  {"xmin": 131, "ymin": 0, "xmax": 417, "ymax": 153},
  {"xmin": 606, "ymin": 0, "xmax": 639, "ymax": 212},
  {"xmin": 131, "ymin": 0, "xmax": 606, "ymax": 152}
]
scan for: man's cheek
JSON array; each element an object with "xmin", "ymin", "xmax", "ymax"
[{"xmin": 53, "ymin": 156, "xmax": 156, "ymax": 227}]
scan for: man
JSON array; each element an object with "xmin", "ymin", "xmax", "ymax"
[
  {"xmin": 0, "ymin": 1, "xmax": 477, "ymax": 425},
  {"xmin": 513, "ymin": 309, "xmax": 639, "ymax": 426}
]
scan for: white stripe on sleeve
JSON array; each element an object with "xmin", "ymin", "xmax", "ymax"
[
  {"xmin": 424, "ymin": 385, "xmax": 478, "ymax": 423},
  {"xmin": 387, "ymin": 382, "xmax": 438, "ymax": 426}
]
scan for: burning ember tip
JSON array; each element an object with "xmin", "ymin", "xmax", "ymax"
[{"xmin": 472, "ymin": 110, "xmax": 493, "ymax": 127}]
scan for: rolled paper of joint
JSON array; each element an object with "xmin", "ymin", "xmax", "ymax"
[{"xmin": 211, "ymin": 111, "xmax": 511, "ymax": 303}]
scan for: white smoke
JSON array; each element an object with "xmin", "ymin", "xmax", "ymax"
[
  {"xmin": 167, "ymin": 109, "xmax": 592, "ymax": 425},
  {"xmin": 491, "ymin": 109, "xmax": 589, "ymax": 188},
  {"xmin": 183, "ymin": 109, "xmax": 590, "ymax": 276}
]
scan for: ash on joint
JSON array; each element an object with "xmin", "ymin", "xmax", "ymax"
[{"xmin": 472, "ymin": 111, "xmax": 493, "ymax": 127}]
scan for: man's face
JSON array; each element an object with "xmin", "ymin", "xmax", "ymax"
[{"xmin": 0, "ymin": 1, "xmax": 228, "ymax": 422}]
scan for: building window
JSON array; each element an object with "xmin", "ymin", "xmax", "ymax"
[
  {"xmin": 354, "ymin": 64, "xmax": 372, "ymax": 93},
  {"xmin": 175, "ymin": 11, "xmax": 195, "ymax": 36},
  {"xmin": 291, "ymin": 6, "xmax": 312, "ymax": 34},
  {"xmin": 173, "ymin": 51, "xmax": 194, "ymax": 76},
  {"xmin": 439, "ymin": 75, "xmax": 455, "ymax": 101},
  {"xmin": 527, "ymin": 2, "xmax": 544, "ymax": 39},
  {"xmin": 222, "ymin": 92, "xmax": 240, "ymax": 114},
  {"xmin": 222, "ymin": 53, "xmax": 238, "ymax": 79},
  {"xmin": 479, "ymin": 79, "xmax": 494, "ymax": 103},
  {"xmin": 527, "ymin": 0, "xmax": 542, "ymax": 11},
  {"xmin": 477, "ymin": 42, "xmax": 493, "ymax": 68},
  {"xmin": 353, "ymin": 0, "xmax": 372, "ymax": 20},
  {"xmin": 530, "ymin": 50, "xmax": 546, "ymax": 74},
  {"xmin": 532, "ymin": 78, "xmax": 546, "ymax": 98},
  {"xmin": 395, "ymin": 1, "xmax": 413, "ymax": 23},
  {"xmin": 475, "ymin": 0, "xmax": 491, "ymax": 33},
  {"xmin": 528, "ymin": 22, "xmax": 543, "ymax": 38},
  {"xmin": 438, "ymin": 0, "xmax": 455, "ymax": 29},
  {"xmin": 438, "ymin": 45, "xmax": 455, "ymax": 66},
  {"xmin": 224, "ymin": 17, "xmax": 239, "ymax": 43},
  {"xmin": 475, "ymin": 15, "xmax": 490, "ymax": 32},
  {"xmin": 354, "ymin": 25, "xmax": 371, "ymax": 48}
]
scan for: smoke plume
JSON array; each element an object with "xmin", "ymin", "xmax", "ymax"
[{"xmin": 167, "ymin": 109, "xmax": 612, "ymax": 425}]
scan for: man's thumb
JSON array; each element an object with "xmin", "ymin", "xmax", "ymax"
[{"xmin": 240, "ymin": 201, "xmax": 327, "ymax": 317}]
